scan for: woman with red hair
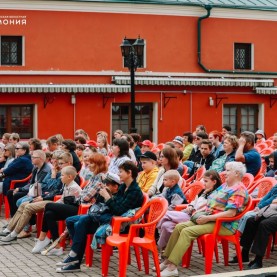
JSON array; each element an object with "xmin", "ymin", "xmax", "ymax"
[{"xmin": 209, "ymin": 130, "xmax": 224, "ymax": 159}]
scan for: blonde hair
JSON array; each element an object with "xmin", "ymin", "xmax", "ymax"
[
  {"xmin": 163, "ymin": 169, "xmax": 180, "ymax": 182},
  {"xmin": 59, "ymin": 152, "xmax": 73, "ymax": 164},
  {"xmin": 61, "ymin": 165, "xmax": 77, "ymax": 178}
]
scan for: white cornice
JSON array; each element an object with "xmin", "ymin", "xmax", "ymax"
[
  {"xmin": 0, "ymin": 1, "xmax": 276, "ymax": 21},
  {"xmin": 0, "ymin": 70, "xmax": 277, "ymax": 79}
]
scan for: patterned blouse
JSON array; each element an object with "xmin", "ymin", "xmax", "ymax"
[
  {"xmin": 79, "ymin": 172, "xmax": 106, "ymax": 204},
  {"xmin": 206, "ymin": 182, "xmax": 249, "ymax": 233}
]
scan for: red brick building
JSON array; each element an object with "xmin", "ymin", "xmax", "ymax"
[{"xmin": 0, "ymin": 0, "xmax": 276, "ymax": 142}]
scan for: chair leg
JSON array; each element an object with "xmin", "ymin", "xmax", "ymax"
[
  {"xmin": 0, "ymin": 193, "xmax": 3, "ymax": 216},
  {"xmin": 4, "ymin": 196, "xmax": 10, "ymax": 219},
  {"xmin": 182, "ymin": 242, "xmax": 193, "ymax": 268},
  {"xmin": 118, "ymin": 244, "xmax": 129, "ymax": 277},
  {"xmin": 204, "ymin": 235, "xmax": 215, "ymax": 274},
  {"xmin": 36, "ymin": 212, "xmax": 43, "ymax": 238},
  {"xmin": 197, "ymin": 237, "xmax": 202, "ymax": 254},
  {"xmin": 266, "ymin": 235, "xmax": 273, "ymax": 259},
  {"xmin": 133, "ymin": 246, "xmax": 142, "ymax": 271},
  {"xmin": 214, "ymin": 241, "xmax": 219, "ymax": 263},
  {"xmin": 101, "ymin": 243, "xmax": 113, "ymax": 277},
  {"xmin": 59, "ymin": 221, "xmax": 66, "ymax": 249},
  {"xmin": 234, "ymin": 238, "xmax": 243, "ymax": 270},
  {"xmin": 152, "ymin": 248, "xmax": 161, "ymax": 277},
  {"xmin": 221, "ymin": 240, "xmax": 229, "ymax": 266},
  {"xmin": 85, "ymin": 234, "xmax": 93, "ymax": 267},
  {"xmin": 141, "ymin": 247, "xmax": 149, "ymax": 274}
]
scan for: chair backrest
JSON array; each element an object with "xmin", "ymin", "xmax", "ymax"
[
  {"xmin": 10, "ymin": 173, "xmax": 32, "ymax": 190},
  {"xmin": 241, "ymin": 173, "xmax": 254, "ymax": 188},
  {"xmin": 265, "ymin": 140, "xmax": 274, "ymax": 148},
  {"xmin": 182, "ymin": 165, "xmax": 188, "ymax": 178},
  {"xmin": 260, "ymin": 159, "xmax": 268, "ymax": 175},
  {"xmin": 219, "ymin": 171, "xmax": 226, "ymax": 184},
  {"xmin": 260, "ymin": 148, "xmax": 273, "ymax": 156},
  {"xmin": 79, "ymin": 176, "xmax": 86, "ymax": 188},
  {"xmin": 144, "ymin": 198, "xmax": 168, "ymax": 238},
  {"xmin": 256, "ymin": 142, "xmax": 268, "ymax": 151},
  {"xmin": 195, "ymin": 166, "xmax": 206, "ymax": 181},
  {"xmin": 248, "ymin": 177, "xmax": 275, "ymax": 197},
  {"xmin": 183, "ymin": 181, "xmax": 204, "ymax": 203}
]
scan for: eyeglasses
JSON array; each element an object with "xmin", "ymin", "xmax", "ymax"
[
  {"xmin": 15, "ymin": 147, "xmax": 23, "ymax": 150},
  {"xmin": 31, "ymin": 156, "xmax": 40, "ymax": 159}
]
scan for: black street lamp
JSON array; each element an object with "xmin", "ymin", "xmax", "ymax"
[{"xmin": 120, "ymin": 36, "xmax": 145, "ymax": 133}]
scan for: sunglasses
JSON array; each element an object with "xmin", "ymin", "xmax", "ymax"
[{"xmin": 15, "ymin": 147, "xmax": 23, "ymax": 150}]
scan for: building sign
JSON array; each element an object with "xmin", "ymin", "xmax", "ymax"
[{"xmin": 0, "ymin": 16, "xmax": 27, "ymax": 25}]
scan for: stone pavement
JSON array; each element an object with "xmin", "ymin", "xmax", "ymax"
[{"xmin": 1, "ymin": 217, "xmax": 277, "ymax": 277}]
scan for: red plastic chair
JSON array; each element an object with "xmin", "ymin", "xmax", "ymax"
[
  {"xmin": 248, "ymin": 177, "xmax": 275, "ymax": 207},
  {"xmin": 260, "ymin": 148, "xmax": 273, "ymax": 156},
  {"xmin": 241, "ymin": 173, "xmax": 254, "ymax": 189},
  {"xmin": 102, "ymin": 197, "xmax": 168, "ymax": 277},
  {"xmin": 186, "ymin": 166, "xmax": 206, "ymax": 184},
  {"xmin": 182, "ymin": 181, "xmax": 204, "ymax": 204},
  {"xmin": 219, "ymin": 171, "xmax": 226, "ymax": 184},
  {"xmin": 265, "ymin": 140, "xmax": 274, "ymax": 148},
  {"xmin": 4, "ymin": 174, "xmax": 32, "ymax": 219},
  {"xmin": 255, "ymin": 142, "xmax": 268, "ymax": 151},
  {"xmin": 181, "ymin": 165, "xmax": 188, "ymax": 179},
  {"xmin": 266, "ymin": 232, "xmax": 277, "ymax": 259},
  {"xmin": 85, "ymin": 193, "xmax": 149, "ymax": 268},
  {"xmin": 182, "ymin": 196, "xmax": 253, "ymax": 274}
]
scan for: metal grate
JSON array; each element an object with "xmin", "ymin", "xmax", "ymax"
[
  {"xmin": 1, "ymin": 36, "xmax": 22, "ymax": 65},
  {"xmin": 234, "ymin": 43, "xmax": 252, "ymax": 70}
]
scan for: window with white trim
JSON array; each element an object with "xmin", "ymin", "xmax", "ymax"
[
  {"xmin": 234, "ymin": 43, "xmax": 252, "ymax": 70},
  {"xmin": 1, "ymin": 36, "xmax": 23, "ymax": 66},
  {"xmin": 0, "ymin": 105, "xmax": 33, "ymax": 138}
]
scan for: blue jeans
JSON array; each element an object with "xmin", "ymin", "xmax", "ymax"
[
  {"xmin": 66, "ymin": 214, "xmax": 99, "ymax": 262},
  {"xmin": 16, "ymin": 195, "xmax": 33, "ymax": 207}
]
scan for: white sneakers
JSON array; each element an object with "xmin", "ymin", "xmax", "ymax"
[
  {"xmin": 41, "ymin": 247, "xmax": 64, "ymax": 256},
  {"xmin": 32, "ymin": 237, "xmax": 51, "ymax": 253},
  {"xmin": 152, "ymin": 261, "xmax": 168, "ymax": 272},
  {"xmin": 160, "ymin": 268, "xmax": 179, "ymax": 277}
]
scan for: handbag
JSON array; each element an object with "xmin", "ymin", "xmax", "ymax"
[
  {"xmin": 63, "ymin": 196, "xmax": 79, "ymax": 207},
  {"xmin": 256, "ymin": 204, "xmax": 277, "ymax": 220},
  {"xmin": 190, "ymin": 211, "xmax": 210, "ymax": 224},
  {"xmin": 28, "ymin": 182, "xmax": 42, "ymax": 197},
  {"xmin": 87, "ymin": 202, "xmax": 110, "ymax": 222}
]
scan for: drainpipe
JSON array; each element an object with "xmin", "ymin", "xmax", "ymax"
[{"xmin": 198, "ymin": 5, "xmax": 277, "ymax": 76}]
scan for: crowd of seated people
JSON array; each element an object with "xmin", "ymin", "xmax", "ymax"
[{"xmin": 0, "ymin": 127, "xmax": 276, "ymax": 276}]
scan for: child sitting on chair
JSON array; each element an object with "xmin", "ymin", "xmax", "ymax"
[{"xmin": 156, "ymin": 170, "xmax": 187, "ymax": 211}]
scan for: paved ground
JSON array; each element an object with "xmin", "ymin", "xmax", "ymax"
[{"xmin": 0, "ymin": 217, "xmax": 277, "ymax": 277}]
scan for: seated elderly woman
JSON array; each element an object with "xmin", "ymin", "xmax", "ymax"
[{"xmin": 158, "ymin": 161, "xmax": 249, "ymax": 277}]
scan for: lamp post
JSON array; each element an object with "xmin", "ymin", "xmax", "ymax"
[{"xmin": 120, "ymin": 36, "xmax": 145, "ymax": 133}]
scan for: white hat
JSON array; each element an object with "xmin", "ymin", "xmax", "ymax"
[
  {"xmin": 104, "ymin": 172, "xmax": 121, "ymax": 185},
  {"xmin": 255, "ymin": 130, "xmax": 265, "ymax": 137}
]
